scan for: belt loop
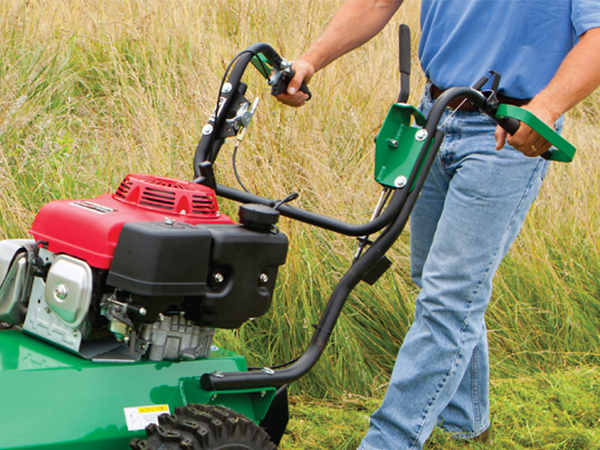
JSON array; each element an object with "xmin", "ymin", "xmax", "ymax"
[{"xmin": 425, "ymin": 81, "xmax": 434, "ymax": 102}]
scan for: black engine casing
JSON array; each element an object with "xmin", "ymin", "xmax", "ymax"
[{"xmin": 106, "ymin": 221, "xmax": 288, "ymax": 329}]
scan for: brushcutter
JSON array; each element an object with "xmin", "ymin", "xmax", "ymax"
[{"xmin": 0, "ymin": 25, "xmax": 575, "ymax": 450}]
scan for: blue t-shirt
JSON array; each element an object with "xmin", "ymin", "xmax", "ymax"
[{"xmin": 419, "ymin": 0, "xmax": 600, "ymax": 99}]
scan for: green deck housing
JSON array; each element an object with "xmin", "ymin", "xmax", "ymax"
[{"xmin": 0, "ymin": 330, "xmax": 274, "ymax": 450}]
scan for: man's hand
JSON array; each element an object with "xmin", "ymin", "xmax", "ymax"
[
  {"xmin": 494, "ymin": 99, "xmax": 558, "ymax": 158},
  {"xmin": 276, "ymin": 59, "xmax": 315, "ymax": 107},
  {"xmin": 496, "ymin": 27, "xmax": 600, "ymax": 158},
  {"xmin": 274, "ymin": 0, "xmax": 402, "ymax": 108}
]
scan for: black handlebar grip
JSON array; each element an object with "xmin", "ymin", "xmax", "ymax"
[
  {"xmin": 499, "ymin": 116, "xmax": 520, "ymax": 135},
  {"xmin": 399, "ymin": 24, "xmax": 411, "ymax": 76},
  {"xmin": 397, "ymin": 24, "xmax": 411, "ymax": 104}
]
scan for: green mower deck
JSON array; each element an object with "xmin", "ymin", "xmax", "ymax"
[{"xmin": 0, "ymin": 330, "xmax": 275, "ymax": 450}]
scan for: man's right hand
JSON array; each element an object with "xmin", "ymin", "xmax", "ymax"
[{"xmin": 276, "ymin": 59, "xmax": 315, "ymax": 107}]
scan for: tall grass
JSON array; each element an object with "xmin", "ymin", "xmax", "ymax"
[{"xmin": 0, "ymin": 0, "xmax": 599, "ymax": 402}]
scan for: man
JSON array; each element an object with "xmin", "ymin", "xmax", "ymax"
[{"xmin": 278, "ymin": 0, "xmax": 600, "ymax": 449}]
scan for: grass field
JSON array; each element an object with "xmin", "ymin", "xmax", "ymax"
[{"xmin": 1, "ymin": 0, "xmax": 599, "ymax": 448}]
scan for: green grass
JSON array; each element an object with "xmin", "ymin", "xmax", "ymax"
[
  {"xmin": 1, "ymin": 0, "xmax": 599, "ymax": 446},
  {"xmin": 283, "ymin": 366, "xmax": 600, "ymax": 449}
]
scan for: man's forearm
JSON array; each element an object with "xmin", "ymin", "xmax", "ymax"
[{"xmin": 300, "ymin": 0, "xmax": 403, "ymax": 72}]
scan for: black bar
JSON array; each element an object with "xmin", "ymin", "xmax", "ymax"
[
  {"xmin": 397, "ymin": 24, "xmax": 411, "ymax": 104},
  {"xmin": 216, "ymin": 184, "xmax": 409, "ymax": 237}
]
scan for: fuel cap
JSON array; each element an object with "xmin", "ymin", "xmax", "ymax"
[{"xmin": 238, "ymin": 204, "xmax": 280, "ymax": 232}]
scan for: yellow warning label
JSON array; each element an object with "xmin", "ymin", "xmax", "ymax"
[{"xmin": 138, "ymin": 405, "xmax": 169, "ymax": 414}]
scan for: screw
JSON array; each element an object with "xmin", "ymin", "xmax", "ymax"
[
  {"xmin": 202, "ymin": 124, "xmax": 213, "ymax": 135},
  {"xmin": 415, "ymin": 129, "xmax": 428, "ymax": 141},
  {"xmin": 259, "ymin": 273, "xmax": 269, "ymax": 283},
  {"xmin": 139, "ymin": 307, "xmax": 147, "ymax": 316},
  {"xmin": 262, "ymin": 367, "xmax": 275, "ymax": 375},
  {"xmin": 54, "ymin": 284, "xmax": 68, "ymax": 300},
  {"xmin": 213, "ymin": 272, "xmax": 224, "ymax": 284},
  {"xmin": 394, "ymin": 176, "xmax": 408, "ymax": 188},
  {"xmin": 221, "ymin": 83, "xmax": 233, "ymax": 94}
]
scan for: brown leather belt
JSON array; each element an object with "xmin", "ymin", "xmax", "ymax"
[{"xmin": 429, "ymin": 83, "xmax": 530, "ymax": 112}]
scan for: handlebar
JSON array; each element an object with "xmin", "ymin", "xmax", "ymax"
[
  {"xmin": 193, "ymin": 44, "xmax": 576, "ymax": 239},
  {"xmin": 197, "ymin": 42, "xmax": 577, "ymax": 394},
  {"xmin": 428, "ymin": 87, "xmax": 575, "ymax": 162},
  {"xmin": 496, "ymin": 104, "xmax": 576, "ymax": 162},
  {"xmin": 193, "ymin": 43, "xmax": 310, "ymax": 177}
]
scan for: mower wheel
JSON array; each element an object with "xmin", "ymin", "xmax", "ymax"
[{"xmin": 130, "ymin": 404, "xmax": 277, "ymax": 450}]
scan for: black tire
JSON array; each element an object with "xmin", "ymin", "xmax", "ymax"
[{"xmin": 130, "ymin": 404, "xmax": 277, "ymax": 450}]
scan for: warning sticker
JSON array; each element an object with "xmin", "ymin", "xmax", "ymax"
[{"xmin": 124, "ymin": 404, "xmax": 170, "ymax": 431}]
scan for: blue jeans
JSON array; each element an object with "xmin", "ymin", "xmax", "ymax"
[{"xmin": 358, "ymin": 89, "xmax": 553, "ymax": 450}]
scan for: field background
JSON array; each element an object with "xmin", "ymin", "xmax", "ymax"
[{"xmin": 1, "ymin": 1, "xmax": 599, "ymax": 449}]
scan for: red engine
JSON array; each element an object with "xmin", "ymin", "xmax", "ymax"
[
  {"xmin": 0, "ymin": 174, "xmax": 288, "ymax": 362},
  {"xmin": 30, "ymin": 174, "xmax": 236, "ymax": 269}
]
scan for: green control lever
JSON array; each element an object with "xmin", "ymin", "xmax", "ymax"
[{"xmin": 496, "ymin": 104, "xmax": 576, "ymax": 162}]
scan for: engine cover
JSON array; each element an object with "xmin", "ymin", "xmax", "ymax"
[
  {"xmin": 29, "ymin": 174, "xmax": 236, "ymax": 269},
  {"xmin": 107, "ymin": 221, "xmax": 289, "ymax": 328}
]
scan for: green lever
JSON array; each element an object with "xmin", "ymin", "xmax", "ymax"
[
  {"xmin": 496, "ymin": 104, "xmax": 576, "ymax": 163},
  {"xmin": 251, "ymin": 54, "xmax": 272, "ymax": 80}
]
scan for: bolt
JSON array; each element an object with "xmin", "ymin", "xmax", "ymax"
[
  {"xmin": 260, "ymin": 391, "xmax": 267, "ymax": 398},
  {"xmin": 139, "ymin": 307, "xmax": 147, "ymax": 316},
  {"xmin": 415, "ymin": 129, "xmax": 428, "ymax": 141},
  {"xmin": 261, "ymin": 367, "xmax": 275, "ymax": 375},
  {"xmin": 221, "ymin": 83, "xmax": 233, "ymax": 94},
  {"xmin": 213, "ymin": 272, "xmax": 224, "ymax": 284},
  {"xmin": 213, "ymin": 370, "xmax": 225, "ymax": 378},
  {"xmin": 394, "ymin": 176, "xmax": 408, "ymax": 188},
  {"xmin": 164, "ymin": 217, "xmax": 175, "ymax": 226},
  {"xmin": 45, "ymin": 306, "xmax": 52, "ymax": 314},
  {"xmin": 387, "ymin": 139, "xmax": 399, "ymax": 148},
  {"xmin": 72, "ymin": 330, "xmax": 78, "ymax": 337},
  {"xmin": 54, "ymin": 284, "xmax": 68, "ymax": 300},
  {"xmin": 259, "ymin": 273, "xmax": 269, "ymax": 284},
  {"xmin": 202, "ymin": 124, "xmax": 213, "ymax": 135},
  {"xmin": 158, "ymin": 313, "xmax": 165, "ymax": 322}
]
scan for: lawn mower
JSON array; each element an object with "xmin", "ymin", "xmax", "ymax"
[{"xmin": 0, "ymin": 25, "xmax": 575, "ymax": 450}]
